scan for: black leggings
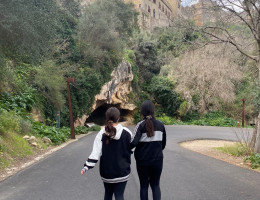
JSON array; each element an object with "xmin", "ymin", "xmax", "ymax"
[
  {"xmin": 136, "ymin": 161, "xmax": 163, "ymax": 200},
  {"xmin": 103, "ymin": 181, "xmax": 127, "ymax": 200}
]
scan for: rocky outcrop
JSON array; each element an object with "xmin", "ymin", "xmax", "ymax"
[
  {"xmin": 92, "ymin": 59, "xmax": 136, "ymax": 111},
  {"xmin": 74, "ymin": 59, "xmax": 136, "ymax": 126},
  {"xmin": 23, "ymin": 135, "xmax": 52, "ymax": 147}
]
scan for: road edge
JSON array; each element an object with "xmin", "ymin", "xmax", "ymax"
[{"xmin": 0, "ymin": 132, "xmax": 94, "ymax": 182}]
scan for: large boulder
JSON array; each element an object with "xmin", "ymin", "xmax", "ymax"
[
  {"xmin": 74, "ymin": 59, "xmax": 136, "ymax": 126},
  {"xmin": 92, "ymin": 59, "xmax": 136, "ymax": 111}
]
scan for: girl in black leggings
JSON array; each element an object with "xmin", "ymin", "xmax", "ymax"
[
  {"xmin": 81, "ymin": 107, "xmax": 133, "ymax": 200},
  {"xmin": 131, "ymin": 100, "xmax": 166, "ymax": 200}
]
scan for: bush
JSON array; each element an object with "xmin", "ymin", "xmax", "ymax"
[
  {"xmin": 32, "ymin": 122, "xmax": 70, "ymax": 145},
  {"xmin": 75, "ymin": 125, "xmax": 101, "ymax": 135},
  {"xmin": 155, "ymin": 112, "xmax": 237, "ymax": 127},
  {"xmin": 88, "ymin": 125, "xmax": 101, "ymax": 132},
  {"xmin": 178, "ymin": 101, "xmax": 189, "ymax": 117},
  {"xmin": 135, "ymin": 40, "xmax": 160, "ymax": 82},
  {"xmin": 34, "ymin": 60, "xmax": 66, "ymax": 110},
  {"xmin": 0, "ymin": 91, "xmax": 36, "ymax": 113},
  {"xmin": 245, "ymin": 153, "xmax": 260, "ymax": 169},
  {"xmin": 147, "ymin": 76, "xmax": 182, "ymax": 116},
  {"xmin": 186, "ymin": 112, "xmax": 237, "ymax": 127},
  {"xmin": 75, "ymin": 126, "xmax": 89, "ymax": 135},
  {"xmin": 157, "ymin": 114, "xmax": 184, "ymax": 125}
]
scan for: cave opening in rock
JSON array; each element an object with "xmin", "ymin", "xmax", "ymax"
[{"xmin": 85, "ymin": 104, "xmax": 133, "ymax": 126}]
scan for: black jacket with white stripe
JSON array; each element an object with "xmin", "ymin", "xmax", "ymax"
[
  {"xmin": 83, "ymin": 124, "xmax": 133, "ymax": 183},
  {"xmin": 130, "ymin": 118, "xmax": 166, "ymax": 165}
]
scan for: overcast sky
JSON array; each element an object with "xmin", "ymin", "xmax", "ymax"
[{"xmin": 181, "ymin": 0, "xmax": 199, "ymax": 7}]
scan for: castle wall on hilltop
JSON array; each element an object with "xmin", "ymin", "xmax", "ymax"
[
  {"xmin": 81, "ymin": 0, "xmax": 181, "ymax": 29},
  {"xmin": 182, "ymin": 0, "xmax": 223, "ymax": 27},
  {"xmin": 125, "ymin": 0, "xmax": 181, "ymax": 29}
]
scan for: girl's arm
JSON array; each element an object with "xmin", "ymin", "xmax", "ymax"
[
  {"xmin": 130, "ymin": 120, "xmax": 144, "ymax": 149},
  {"xmin": 162, "ymin": 126, "xmax": 166, "ymax": 150},
  {"xmin": 81, "ymin": 128, "xmax": 103, "ymax": 174}
]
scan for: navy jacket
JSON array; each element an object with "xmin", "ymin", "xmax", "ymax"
[{"xmin": 131, "ymin": 118, "xmax": 166, "ymax": 165}]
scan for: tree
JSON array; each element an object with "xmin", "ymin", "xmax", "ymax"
[
  {"xmin": 147, "ymin": 76, "xmax": 182, "ymax": 116},
  {"xmin": 186, "ymin": 0, "xmax": 260, "ymax": 152},
  {"xmin": 135, "ymin": 39, "xmax": 161, "ymax": 82},
  {"xmin": 0, "ymin": 0, "xmax": 64, "ymax": 62},
  {"xmin": 34, "ymin": 60, "xmax": 66, "ymax": 111},
  {"xmin": 76, "ymin": 0, "xmax": 138, "ymax": 63},
  {"xmin": 165, "ymin": 43, "xmax": 242, "ymax": 113}
]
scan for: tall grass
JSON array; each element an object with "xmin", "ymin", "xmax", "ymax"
[{"xmin": 0, "ymin": 112, "xmax": 32, "ymax": 169}]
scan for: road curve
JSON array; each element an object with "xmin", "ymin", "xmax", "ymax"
[{"xmin": 0, "ymin": 125, "xmax": 259, "ymax": 200}]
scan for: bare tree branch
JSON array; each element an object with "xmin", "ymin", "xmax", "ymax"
[
  {"xmin": 218, "ymin": 1, "xmax": 258, "ymax": 42},
  {"xmin": 200, "ymin": 26, "xmax": 258, "ymax": 61}
]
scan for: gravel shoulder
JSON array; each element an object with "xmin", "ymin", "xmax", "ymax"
[{"xmin": 180, "ymin": 139, "xmax": 259, "ymax": 172}]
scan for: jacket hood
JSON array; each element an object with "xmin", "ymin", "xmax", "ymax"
[
  {"xmin": 113, "ymin": 124, "xmax": 124, "ymax": 140},
  {"xmin": 102, "ymin": 124, "xmax": 132, "ymax": 140}
]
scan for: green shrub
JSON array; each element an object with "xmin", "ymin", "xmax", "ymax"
[
  {"xmin": 245, "ymin": 153, "xmax": 260, "ymax": 169},
  {"xmin": 32, "ymin": 122, "xmax": 70, "ymax": 145},
  {"xmin": 155, "ymin": 112, "xmax": 237, "ymax": 127},
  {"xmin": 135, "ymin": 40, "xmax": 160, "ymax": 82},
  {"xmin": 0, "ymin": 91, "xmax": 36, "ymax": 113},
  {"xmin": 178, "ymin": 101, "xmax": 189, "ymax": 117},
  {"xmin": 74, "ymin": 125, "xmax": 101, "ymax": 135},
  {"xmin": 75, "ymin": 126, "xmax": 89, "ymax": 135},
  {"xmin": 186, "ymin": 112, "xmax": 237, "ymax": 127},
  {"xmin": 88, "ymin": 125, "xmax": 101, "ymax": 132},
  {"xmin": 147, "ymin": 76, "xmax": 182, "ymax": 117},
  {"xmin": 34, "ymin": 60, "xmax": 66, "ymax": 111},
  {"xmin": 157, "ymin": 114, "xmax": 184, "ymax": 125}
]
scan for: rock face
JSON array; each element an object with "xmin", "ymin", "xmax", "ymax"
[
  {"xmin": 75, "ymin": 59, "xmax": 136, "ymax": 126},
  {"xmin": 92, "ymin": 59, "xmax": 136, "ymax": 111}
]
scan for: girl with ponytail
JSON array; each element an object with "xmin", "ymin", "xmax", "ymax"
[
  {"xmin": 81, "ymin": 107, "xmax": 133, "ymax": 200},
  {"xmin": 104, "ymin": 107, "xmax": 120, "ymax": 144},
  {"xmin": 131, "ymin": 100, "xmax": 167, "ymax": 200}
]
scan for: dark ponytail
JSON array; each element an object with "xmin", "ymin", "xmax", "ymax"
[
  {"xmin": 104, "ymin": 107, "xmax": 120, "ymax": 144},
  {"xmin": 141, "ymin": 100, "xmax": 155, "ymax": 137}
]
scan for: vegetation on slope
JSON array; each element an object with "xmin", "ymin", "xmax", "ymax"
[{"xmin": 0, "ymin": 0, "xmax": 259, "ymax": 169}]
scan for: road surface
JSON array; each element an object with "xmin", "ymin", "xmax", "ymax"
[{"xmin": 0, "ymin": 125, "xmax": 259, "ymax": 200}]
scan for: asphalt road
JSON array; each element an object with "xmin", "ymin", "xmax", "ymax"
[{"xmin": 0, "ymin": 125, "xmax": 260, "ymax": 200}]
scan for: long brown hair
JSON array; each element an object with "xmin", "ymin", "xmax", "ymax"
[
  {"xmin": 104, "ymin": 107, "xmax": 120, "ymax": 144},
  {"xmin": 141, "ymin": 100, "xmax": 155, "ymax": 137}
]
